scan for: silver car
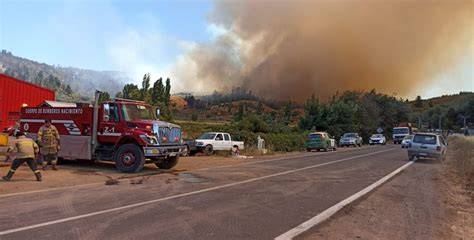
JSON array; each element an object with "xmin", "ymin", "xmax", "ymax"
[
  {"xmin": 339, "ymin": 133, "xmax": 363, "ymax": 147},
  {"xmin": 401, "ymin": 134, "xmax": 414, "ymax": 148},
  {"xmin": 369, "ymin": 134, "xmax": 386, "ymax": 145},
  {"xmin": 407, "ymin": 133, "xmax": 447, "ymax": 161}
]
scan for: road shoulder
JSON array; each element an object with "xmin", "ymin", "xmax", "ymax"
[{"xmin": 298, "ymin": 159, "xmax": 473, "ymax": 239}]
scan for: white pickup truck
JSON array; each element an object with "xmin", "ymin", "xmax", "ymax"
[{"xmin": 195, "ymin": 132, "xmax": 245, "ymax": 156}]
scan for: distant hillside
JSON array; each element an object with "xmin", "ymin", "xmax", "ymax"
[
  {"xmin": 410, "ymin": 92, "xmax": 474, "ymax": 112},
  {"xmin": 0, "ymin": 50, "xmax": 132, "ymax": 101}
]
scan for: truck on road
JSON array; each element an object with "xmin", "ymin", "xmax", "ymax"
[
  {"xmin": 19, "ymin": 91, "xmax": 186, "ymax": 173},
  {"xmin": 195, "ymin": 132, "xmax": 244, "ymax": 156},
  {"xmin": 393, "ymin": 123, "xmax": 412, "ymax": 144}
]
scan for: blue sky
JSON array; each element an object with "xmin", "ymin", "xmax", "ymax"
[{"xmin": 1, "ymin": 0, "xmax": 212, "ymax": 71}]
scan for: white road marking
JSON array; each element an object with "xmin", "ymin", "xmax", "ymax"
[
  {"xmin": 194, "ymin": 145, "xmax": 387, "ymax": 171},
  {"xmin": 0, "ymin": 183, "xmax": 104, "ymax": 199},
  {"xmin": 0, "ymin": 146, "xmax": 388, "ymax": 198},
  {"xmin": 275, "ymin": 159, "xmax": 415, "ymax": 240},
  {"xmin": 0, "ymin": 148, "xmax": 396, "ymax": 236}
]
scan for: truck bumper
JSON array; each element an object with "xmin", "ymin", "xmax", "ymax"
[
  {"xmin": 144, "ymin": 145, "xmax": 187, "ymax": 157},
  {"xmin": 407, "ymin": 150, "xmax": 442, "ymax": 159}
]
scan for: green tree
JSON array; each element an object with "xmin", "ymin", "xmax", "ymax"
[
  {"xmin": 283, "ymin": 101, "xmax": 293, "ymax": 125},
  {"xmin": 299, "ymin": 95, "xmax": 326, "ymax": 131},
  {"xmin": 122, "ymin": 84, "xmax": 141, "ymax": 100},
  {"xmin": 191, "ymin": 112, "xmax": 198, "ymax": 121},
  {"xmin": 64, "ymin": 85, "xmax": 73, "ymax": 95},
  {"xmin": 444, "ymin": 107, "xmax": 458, "ymax": 130},
  {"xmin": 414, "ymin": 95, "xmax": 423, "ymax": 108},
  {"xmin": 165, "ymin": 78, "xmax": 171, "ymax": 106},
  {"xmin": 184, "ymin": 95, "xmax": 196, "ymax": 108},
  {"xmin": 256, "ymin": 101, "xmax": 263, "ymax": 115},
  {"xmin": 99, "ymin": 91, "xmax": 111, "ymax": 102},
  {"xmin": 234, "ymin": 103, "xmax": 246, "ymax": 122},
  {"xmin": 34, "ymin": 71, "xmax": 45, "ymax": 84},
  {"xmin": 141, "ymin": 73, "xmax": 151, "ymax": 102},
  {"xmin": 151, "ymin": 78, "xmax": 164, "ymax": 105}
]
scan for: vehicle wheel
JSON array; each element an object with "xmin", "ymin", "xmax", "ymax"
[
  {"xmin": 114, "ymin": 144, "xmax": 145, "ymax": 173},
  {"xmin": 182, "ymin": 145, "xmax": 190, "ymax": 157},
  {"xmin": 307, "ymin": 148, "xmax": 312, "ymax": 152},
  {"xmin": 324, "ymin": 147, "xmax": 329, "ymax": 152},
  {"xmin": 155, "ymin": 156, "xmax": 179, "ymax": 169},
  {"xmin": 358, "ymin": 143, "xmax": 362, "ymax": 147},
  {"xmin": 189, "ymin": 151, "xmax": 197, "ymax": 156},
  {"xmin": 204, "ymin": 145, "xmax": 214, "ymax": 156},
  {"xmin": 316, "ymin": 149, "xmax": 321, "ymax": 152},
  {"xmin": 333, "ymin": 146, "xmax": 337, "ymax": 151},
  {"xmin": 408, "ymin": 154, "xmax": 415, "ymax": 161}
]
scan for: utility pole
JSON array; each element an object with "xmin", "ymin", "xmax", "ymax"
[
  {"xmin": 438, "ymin": 115, "xmax": 442, "ymax": 131},
  {"xmin": 418, "ymin": 115, "xmax": 421, "ymax": 130},
  {"xmin": 459, "ymin": 115, "xmax": 470, "ymax": 129}
]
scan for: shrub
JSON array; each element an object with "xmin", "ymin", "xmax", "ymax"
[{"xmin": 446, "ymin": 136, "xmax": 474, "ymax": 193}]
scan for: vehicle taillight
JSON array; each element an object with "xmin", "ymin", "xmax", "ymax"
[
  {"xmin": 162, "ymin": 137, "xmax": 168, "ymax": 142},
  {"xmin": 174, "ymin": 137, "xmax": 179, "ymax": 142},
  {"xmin": 436, "ymin": 146, "xmax": 441, "ymax": 151},
  {"xmin": 146, "ymin": 125, "xmax": 152, "ymax": 130}
]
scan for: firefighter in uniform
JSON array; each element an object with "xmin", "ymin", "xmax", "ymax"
[
  {"xmin": 2, "ymin": 131, "xmax": 42, "ymax": 181},
  {"xmin": 38, "ymin": 119, "xmax": 60, "ymax": 170}
]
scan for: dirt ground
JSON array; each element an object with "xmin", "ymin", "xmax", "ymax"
[
  {"xmin": 298, "ymin": 159, "xmax": 474, "ymax": 240},
  {"xmin": 0, "ymin": 145, "xmax": 304, "ymax": 195}
]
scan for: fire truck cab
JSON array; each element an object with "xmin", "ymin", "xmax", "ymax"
[{"xmin": 19, "ymin": 91, "xmax": 185, "ymax": 173}]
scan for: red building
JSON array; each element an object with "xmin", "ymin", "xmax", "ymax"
[{"xmin": 0, "ymin": 73, "xmax": 55, "ymax": 130}]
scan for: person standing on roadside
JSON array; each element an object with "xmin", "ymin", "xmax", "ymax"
[
  {"xmin": 2, "ymin": 131, "xmax": 42, "ymax": 181},
  {"xmin": 38, "ymin": 119, "xmax": 60, "ymax": 170}
]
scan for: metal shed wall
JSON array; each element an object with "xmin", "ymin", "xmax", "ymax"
[{"xmin": 0, "ymin": 73, "xmax": 55, "ymax": 130}]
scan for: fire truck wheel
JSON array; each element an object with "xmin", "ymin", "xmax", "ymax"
[
  {"xmin": 182, "ymin": 145, "xmax": 190, "ymax": 157},
  {"xmin": 204, "ymin": 145, "xmax": 214, "ymax": 156},
  {"xmin": 114, "ymin": 144, "xmax": 145, "ymax": 173},
  {"xmin": 155, "ymin": 156, "xmax": 179, "ymax": 169}
]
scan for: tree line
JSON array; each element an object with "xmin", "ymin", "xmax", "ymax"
[{"xmin": 100, "ymin": 73, "xmax": 173, "ymax": 120}]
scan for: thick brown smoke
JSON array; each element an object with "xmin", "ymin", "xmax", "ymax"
[{"xmin": 181, "ymin": 0, "xmax": 472, "ymax": 101}]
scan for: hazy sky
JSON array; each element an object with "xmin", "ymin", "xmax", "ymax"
[{"xmin": 0, "ymin": 0, "xmax": 472, "ymax": 100}]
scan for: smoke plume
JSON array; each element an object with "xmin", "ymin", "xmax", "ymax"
[{"xmin": 174, "ymin": 0, "xmax": 473, "ymax": 101}]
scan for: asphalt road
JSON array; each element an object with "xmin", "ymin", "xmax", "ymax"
[{"xmin": 0, "ymin": 145, "xmax": 409, "ymax": 240}]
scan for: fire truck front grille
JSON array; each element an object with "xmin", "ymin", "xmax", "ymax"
[
  {"xmin": 158, "ymin": 127, "xmax": 181, "ymax": 143},
  {"xmin": 170, "ymin": 127, "xmax": 182, "ymax": 143}
]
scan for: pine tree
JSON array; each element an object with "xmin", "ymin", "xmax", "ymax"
[{"xmin": 141, "ymin": 73, "xmax": 151, "ymax": 102}]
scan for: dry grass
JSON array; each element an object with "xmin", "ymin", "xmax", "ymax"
[{"xmin": 446, "ymin": 136, "xmax": 474, "ymax": 194}]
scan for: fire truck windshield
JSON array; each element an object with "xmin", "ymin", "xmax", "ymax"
[{"xmin": 121, "ymin": 104, "xmax": 156, "ymax": 121}]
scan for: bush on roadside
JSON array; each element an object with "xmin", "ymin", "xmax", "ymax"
[{"xmin": 446, "ymin": 136, "xmax": 474, "ymax": 193}]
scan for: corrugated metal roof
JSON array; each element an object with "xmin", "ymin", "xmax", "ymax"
[{"xmin": 41, "ymin": 101, "xmax": 77, "ymax": 108}]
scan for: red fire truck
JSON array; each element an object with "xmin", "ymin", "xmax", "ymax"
[{"xmin": 19, "ymin": 91, "xmax": 185, "ymax": 173}]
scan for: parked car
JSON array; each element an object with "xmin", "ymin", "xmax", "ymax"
[
  {"xmin": 407, "ymin": 133, "xmax": 447, "ymax": 161},
  {"xmin": 305, "ymin": 132, "xmax": 337, "ymax": 152},
  {"xmin": 465, "ymin": 128, "xmax": 474, "ymax": 136},
  {"xmin": 195, "ymin": 132, "xmax": 245, "ymax": 156},
  {"xmin": 401, "ymin": 134, "xmax": 414, "ymax": 148},
  {"xmin": 369, "ymin": 134, "xmax": 386, "ymax": 145},
  {"xmin": 339, "ymin": 133, "xmax": 363, "ymax": 147},
  {"xmin": 183, "ymin": 139, "xmax": 198, "ymax": 156}
]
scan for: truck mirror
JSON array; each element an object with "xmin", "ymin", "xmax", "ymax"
[
  {"xmin": 156, "ymin": 108, "xmax": 161, "ymax": 119},
  {"xmin": 103, "ymin": 103, "xmax": 110, "ymax": 121}
]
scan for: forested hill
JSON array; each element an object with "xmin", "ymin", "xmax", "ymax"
[{"xmin": 0, "ymin": 50, "xmax": 132, "ymax": 101}]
